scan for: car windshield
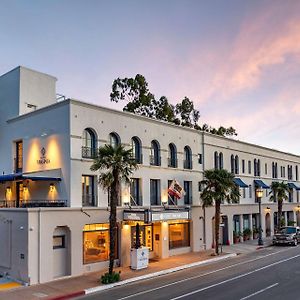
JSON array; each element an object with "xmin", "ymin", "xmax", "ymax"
[{"xmin": 280, "ymin": 227, "xmax": 297, "ymax": 234}]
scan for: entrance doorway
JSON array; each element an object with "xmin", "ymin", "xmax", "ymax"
[{"xmin": 265, "ymin": 213, "xmax": 271, "ymax": 237}]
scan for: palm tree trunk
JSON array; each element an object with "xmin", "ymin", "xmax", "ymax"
[
  {"xmin": 108, "ymin": 172, "xmax": 119, "ymax": 275},
  {"xmin": 215, "ymin": 201, "xmax": 221, "ymax": 255},
  {"xmin": 277, "ymin": 200, "xmax": 283, "ymax": 231}
]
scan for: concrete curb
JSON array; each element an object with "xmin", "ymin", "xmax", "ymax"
[{"xmin": 85, "ymin": 253, "xmax": 237, "ymax": 295}]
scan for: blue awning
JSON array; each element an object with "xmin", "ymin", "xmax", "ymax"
[
  {"xmin": 254, "ymin": 179, "xmax": 270, "ymax": 189},
  {"xmin": 0, "ymin": 173, "xmax": 61, "ymax": 182},
  {"xmin": 233, "ymin": 178, "xmax": 248, "ymax": 188},
  {"xmin": 288, "ymin": 182, "xmax": 300, "ymax": 190}
]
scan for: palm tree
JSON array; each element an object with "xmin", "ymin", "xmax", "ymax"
[
  {"xmin": 91, "ymin": 144, "xmax": 138, "ymax": 275},
  {"xmin": 269, "ymin": 181, "xmax": 289, "ymax": 231},
  {"xmin": 200, "ymin": 169, "xmax": 240, "ymax": 255}
]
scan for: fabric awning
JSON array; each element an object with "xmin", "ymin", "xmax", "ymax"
[
  {"xmin": 0, "ymin": 173, "xmax": 61, "ymax": 182},
  {"xmin": 254, "ymin": 179, "xmax": 270, "ymax": 189},
  {"xmin": 288, "ymin": 182, "xmax": 300, "ymax": 190},
  {"xmin": 233, "ymin": 178, "xmax": 248, "ymax": 188}
]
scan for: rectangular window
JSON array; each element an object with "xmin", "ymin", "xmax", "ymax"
[
  {"xmin": 265, "ymin": 163, "xmax": 267, "ymax": 175},
  {"xmin": 198, "ymin": 181, "xmax": 202, "ymax": 192},
  {"xmin": 169, "ymin": 222, "xmax": 190, "ymax": 249},
  {"xmin": 130, "ymin": 178, "xmax": 142, "ymax": 206},
  {"xmin": 243, "ymin": 188, "xmax": 246, "ymax": 198},
  {"xmin": 248, "ymin": 161, "xmax": 251, "ymax": 174},
  {"xmin": 15, "ymin": 141, "xmax": 23, "ymax": 173},
  {"xmin": 83, "ymin": 223, "xmax": 117, "ymax": 264},
  {"xmin": 289, "ymin": 190, "xmax": 293, "ymax": 203},
  {"xmin": 296, "ymin": 166, "xmax": 299, "ymax": 181},
  {"xmin": 53, "ymin": 235, "xmax": 65, "ymax": 249},
  {"xmin": 249, "ymin": 185, "xmax": 252, "ymax": 198},
  {"xmin": 198, "ymin": 154, "xmax": 202, "ymax": 164},
  {"xmin": 297, "ymin": 191, "xmax": 299, "ymax": 203},
  {"xmin": 131, "ymin": 224, "xmax": 153, "ymax": 250},
  {"xmin": 242, "ymin": 160, "xmax": 245, "ymax": 173},
  {"xmin": 150, "ymin": 179, "xmax": 161, "ymax": 205},
  {"xmin": 184, "ymin": 181, "xmax": 192, "ymax": 204},
  {"xmin": 82, "ymin": 175, "xmax": 96, "ymax": 206}
]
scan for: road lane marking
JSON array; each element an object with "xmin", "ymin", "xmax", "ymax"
[
  {"xmin": 239, "ymin": 283, "xmax": 279, "ymax": 300},
  {"xmin": 170, "ymin": 254, "xmax": 300, "ymax": 300},
  {"xmin": 116, "ymin": 247, "xmax": 294, "ymax": 300}
]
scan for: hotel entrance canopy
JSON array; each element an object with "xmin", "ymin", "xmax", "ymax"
[{"xmin": 0, "ymin": 173, "xmax": 61, "ymax": 182}]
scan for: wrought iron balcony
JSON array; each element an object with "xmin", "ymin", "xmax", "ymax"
[
  {"xmin": 82, "ymin": 147, "xmax": 98, "ymax": 159},
  {"xmin": 0, "ymin": 200, "xmax": 67, "ymax": 208}
]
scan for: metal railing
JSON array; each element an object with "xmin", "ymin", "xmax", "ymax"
[
  {"xmin": 82, "ymin": 147, "xmax": 98, "ymax": 159},
  {"xmin": 183, "ymin": 160, "xmax": 193, "ymax": 169},
  {"xmin": 82, "ymin": 195, "xmax": 97, "ymax": 207},
  {"xmin": 0, "ymin": 200, "xmax": 67, "ymax": 208},
  {"xmin": 168, "ymin": 158, "xmax": 178, "ymax": 168},
  {"xmin": 149, "ymin": 155, "xmax": 161, "ymax": 166}
]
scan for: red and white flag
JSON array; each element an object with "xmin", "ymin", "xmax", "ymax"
[{"xmin": 168, "ymin": 180, "xmax": 185, "ymax": 199}]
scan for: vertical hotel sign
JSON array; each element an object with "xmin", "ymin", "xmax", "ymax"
[{"xmin": 37, "ymin": 147, "xmax": 51, "ymax": 165}]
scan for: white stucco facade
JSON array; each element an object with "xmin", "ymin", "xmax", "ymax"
[{"xmin": 0, "ymin": 66, "xmax": 300, "ymax": 285}]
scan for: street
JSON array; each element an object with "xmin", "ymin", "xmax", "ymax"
[{"xmin": 77, "ymin": 245, "xmax": 300, "ymax": 300}]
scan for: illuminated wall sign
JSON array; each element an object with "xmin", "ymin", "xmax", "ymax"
[
  {"xmin": 151, "ymin": 211, "xmax": 190, "ymax": 221},
  {"xmin": 123, "ymin": 211, "xmax": 146, "ymax": 222},
  {"xmin": 37, "ymin": 147, "xmax": 50, "ymax": 165}
]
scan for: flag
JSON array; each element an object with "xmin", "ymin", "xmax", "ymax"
[{"xmin": 168, "ymin": 180, "xmax": 185, "ymax": 199}]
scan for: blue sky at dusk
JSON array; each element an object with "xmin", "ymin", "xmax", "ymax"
[{"xmin": 1, "ymin": 0, "xmax": 300, "ymax": 153}]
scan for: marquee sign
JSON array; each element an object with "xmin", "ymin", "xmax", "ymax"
[{"xmin": 37, "ymin": 147, "xmax": 50, "ymax": 165}]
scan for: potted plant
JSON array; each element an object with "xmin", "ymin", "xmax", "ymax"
[
  {"xmin": 253, "ymin": 227, "xmax": 259, "ymax": 239},
  {"xmin": 233, "ymin": 231, "xmax": 241, "ymax": 243},
  {"xmin": 243, "ymin": 228, "xmax": 252, "ymax": 241}
]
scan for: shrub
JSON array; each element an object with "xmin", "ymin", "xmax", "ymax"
[{"xmin": 100, "ymin": 271, "xmax": 121, "ymax": 284}]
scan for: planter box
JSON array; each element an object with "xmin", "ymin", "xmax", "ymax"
[{"xmin": 130, "ymin": 247, "xmax": 149, "ymax": 270}]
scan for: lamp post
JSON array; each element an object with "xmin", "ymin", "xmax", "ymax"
[{"xmin": 256, "ymin": 188, "xmax": 264, "ymax": 246}]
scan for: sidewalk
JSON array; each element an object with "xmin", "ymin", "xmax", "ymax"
[{"xmin": 1, "ymin": 238, "xmax": 272, "ymax": 300}]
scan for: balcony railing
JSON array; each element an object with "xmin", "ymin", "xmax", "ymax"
[
  {"xmin": 82, "ymin": 195, "xmax": 97, "ymax": 207},
  {"xmin": 0, "ymin": 200, "xmax": 67, "ymax": 208},
  {"xmin": 149, "ymin": 155, "xmax": 161, "ymax": 166},
  {"xmin": 82, "ymin": 147, "xmax": 98, "ymax": 159},
  {"xmin": 183, "ymin": 160, "xmax": 193, "ymax": 169},
  {"xmin": 168, "ymin": 158, "xmax": 178, "ymax": 168}
]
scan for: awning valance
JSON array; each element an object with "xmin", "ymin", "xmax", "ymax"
[
  {"xmin": 0, "ymin": 173, "xmax": 61, "ymax": 182},
  {"xmin": 288, "ymin": 182, "xmax": 300, "ymax": 190},
  {"xmin": 254, "ymin": 179, "xmax": 270, "ymax": 189},
  {"xmin": 233, "ymin": 178, "xmax": 248, "ymax": 188}
]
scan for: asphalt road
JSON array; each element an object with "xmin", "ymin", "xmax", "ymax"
[{"xmin": 77, "ymin": 245, "xmax": 300, "ymax": 300}]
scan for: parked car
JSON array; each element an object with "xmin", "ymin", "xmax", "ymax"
[{"xmin": 272, "ymin": 226, "xmax": 300, "ymax": 246}]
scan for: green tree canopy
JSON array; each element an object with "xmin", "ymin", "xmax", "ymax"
[{"xmin": 110, "ymin": 74, "xmax": 237, "ymax": 137}]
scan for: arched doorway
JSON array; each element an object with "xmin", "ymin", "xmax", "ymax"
[
  {"xmin": 265, "ymin": 213, "xmax": 271, "ymax": 237},
  {"xmin": 53, "ymin": 226, "xmax": 71, "ymax": 278}
]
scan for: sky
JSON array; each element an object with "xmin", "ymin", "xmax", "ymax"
[{"xmin": 1, "ymin": 0, "xmax": 300, "ymax": 154}]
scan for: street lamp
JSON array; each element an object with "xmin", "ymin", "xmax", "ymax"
[{"xmin": 256, "ymin": 188, "xmax": 264, "ymax": 246}]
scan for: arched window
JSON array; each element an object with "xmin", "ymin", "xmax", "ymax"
[
  {"xmin": 235, "ymin": 155, "xmax": 239, "ymax": 174},
  {"xmin": 254, "ymin": 159, "xmax": 257, "ymax": 176},
  {"xmin": 131, "ymin": 137, "xmax": 142, "ymax": 164},
  {"xmin": 150, "ymin": 140, "xmax": 160, "ymax": 166},
  {"xmin": 183, "ymin": 146, "xmax": 192, "ymax": 169},
  {"xmin": 109, "ymin": 132, "xmax": 120, "ymax": 148},
  {"xmin": 231, "ymin": 155, "xmax": 235, "ymax": 174},
  {"xmin": 214, "ymin": 151, "xmax": 219, "ymax": 169},
  {"xmin": 219, "ymin": 152, "xmax": 223, "ymax": 169},
  {"xmin": 82, "ymin": 128, "xmax": 97, "ymax": 158},
  {"xmin": 168, "ymin": 143, "xmax": 177, "ymax": 168}
]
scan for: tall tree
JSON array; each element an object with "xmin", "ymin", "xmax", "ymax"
[
  {"xmin": 90, "ymin": 145, "xmax": 138, "ymax": 275},
  {"xmin": 200, "ymin": 169, "xmax": 240, "ymax": 255},
  {"xmin": 269, "ymin": 181, "xmax": 289, "ymax": 231},
  {"xmin": 175, "ymin": 97, "xmax": 200, "ymax": 128}
]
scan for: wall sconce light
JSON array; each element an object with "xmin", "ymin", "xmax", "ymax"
[
  {"xmin": 23, "ymin": 186, "xmax": 28, "ymax": 192},
  {"xmin": 161, "ymin": 189, "xmax": 168, "ymax": 208},
  {"xmin": 6, "ymin": 187, "xmax": 11, "ymax": 194},
  {"xmin": 50, "ymin": 183, "xmax": 55, "ymax": 192},
  {"xmin": 296, "ymin": 205, "xmax": 300, "ymax": 212},
  {"xmin": 265, "ymin": 207, "xmax": 271, "ymax": 213}
]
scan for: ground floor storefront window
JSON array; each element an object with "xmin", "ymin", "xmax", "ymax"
[
  {"xmin": 131, "ymin": 224, "xmax": 153, "ymax": 250},
  {"xmin": 169, "ymin": 222, "xmax": 190, "ymax": 249},
  {"xmin": 83, "ymin": 223, "xmax": 118, "ymax": 264}
]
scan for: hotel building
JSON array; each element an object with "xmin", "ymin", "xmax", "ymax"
[{"xmin": 0, "ymin": 66, "xmax": 299, "ymax": 284}]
